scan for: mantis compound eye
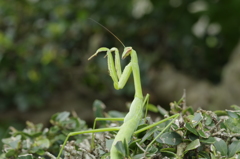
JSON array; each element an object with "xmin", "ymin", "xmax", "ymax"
[{"xmin": 122, "ymin": 47, "xmax": 132, "ymax": 59}]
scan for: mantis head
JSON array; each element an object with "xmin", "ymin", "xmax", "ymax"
[{"xmin": 122, "ymin": 47, "xmax": 133, "ymax": 59}]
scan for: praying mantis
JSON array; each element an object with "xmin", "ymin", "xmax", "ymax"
[{"xmin": 57, "ymin": 21, "xmax": 179, "ymax": 159}]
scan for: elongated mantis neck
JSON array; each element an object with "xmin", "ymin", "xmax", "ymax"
[{"xmin": 131, "ymin": 50, "xmax": 143, "ymax": 99}]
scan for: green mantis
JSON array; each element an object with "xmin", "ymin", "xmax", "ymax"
[
  {"xmin": 89, "ymin": 46, "xmax": 148, "ymax": 158},
  {"xmin": 57, "ymin": 23, "xmax": 179, "ymax": 159}
]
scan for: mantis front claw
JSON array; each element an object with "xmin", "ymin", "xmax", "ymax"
[{"xmin": 88, "ymin": 47, "xmax": 110, "ymax": 60}]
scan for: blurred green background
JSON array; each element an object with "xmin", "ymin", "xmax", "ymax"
[{"xmin": 1, "ymin": 0, "xmax": 240, "ymax": 150}]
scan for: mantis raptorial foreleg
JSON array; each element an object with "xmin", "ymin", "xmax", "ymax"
[{"xmin": 91, "ymin": 117, "xmax": 124, "ymax": 149}]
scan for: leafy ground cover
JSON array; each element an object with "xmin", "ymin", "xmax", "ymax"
[{"xmin": 2, "ymin": 98, "xmax": 240, "ymax": 159}]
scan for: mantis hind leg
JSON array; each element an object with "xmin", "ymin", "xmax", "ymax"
[
  {"xmin": 93, "ymin": 117, "xmax": 124, "ymax": 130},
  {"xmin": 57, "ymin": 127, "xmax": 121, "ymax": 159},
  {"xmin": 91, "ymin": 117, "xmax": 124, "ymax": 149}
]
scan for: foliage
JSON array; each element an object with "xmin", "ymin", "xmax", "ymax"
[
  {"xmin": 1, "ymin": 0, "xmax": 240, "ymax": 111},
  {"xmin": 1, "ymin": 111, "xmax": 88, "ymax": 159},
  {"xmin": 2, "ymin": 100, "xmax": 240, "ymax": 158}
]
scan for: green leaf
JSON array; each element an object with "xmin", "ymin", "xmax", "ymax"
[
  {"xmin": 5, "ymin": 149, "xmax": 17, "ymax": 158},
  {"xmin": 34, "ymin": 136, "xmax": 50, "ymax": 149},
  {"xmin": 224, "ymin": 118, "xmax": 240, "ymax": 133},
  {"xmin": 171, "ymin": 123, "xmax": 179, "ymax": 129},
  {"xmin": 188, "ymin": 133, "xmax": 198, "ymax": 141},
  {"xmin": 230, "ymin": 154, "xmax": 240, "ymax": 159},
  {"xmin": 185, "ymin": 122, "xmax": 198, "ymax": 136},
  {"xmin": 231, "ymin": 105, "xmax": 240, "ymax": 110},
  {"xmin": 210, "ymin": 144, "xmax": 217, "ymax": 156},
  {"xmin": 106, "ymin": 139, "xmax": 114, "ymax": 151},
  {"xmin": 184, "ymin": 139, "xmax": 201, "ymax": 154},
  {"xmin": 157, "ymin": 106, "xmax": 169, "ymax": 116},
  {"xmin": 213, "ymin": 137, "xmax": 228, "ymax": 156},
  {"xmin": 214, "ymin": 110, "xmax": 227, "ymax": 116},
  {"xmin": 123, "ymin": 138, "xmax": 129, "ymax": 157},
  {"xmin": 140, "ymin": 127, "xmax": 157, "ymax": 143},
  {"xmin": 56, "ymin": 111, "xmax": 70, "ymax": 122},
  {"xmin": 198, "ymin": 151, "xmax": 210, "ymax": 159},
  {"xmin": 2, "ymin": 135, "xmax": 21, "ymax": 149},
  {"xmin": 210, "ymin": 153, "xmax": 217, "ymax": 159},
  {"xmin": 160, "ymin": 148, "xmax": 176, "ymax": 152},
  {"xmin": 115, "ymin": 141, "xmax": 126, "ymax": 157},
  {"xmin": 156, "ymin": 132, "xmax": 182, "ymax": 146},
  {"xmin": 200, "ymin": 137, "xmax": 216, "ymax": 144},
  {"xmin": 198, "ymin": 129, "xmax": 210, "ymax": 138},
  {"xmin": 129, "ymin": 139, "xmax": 141, "ymax": 149},
  {"xmin": 100, "ymin": 152, "xmax": 110, "ymax": 159},
  {"xmin": 108, "ymin": 111, "xmax": 125, "ymax": 118},
  {"xmin": 132, "ymin": 153, "xmax": 145, "ymax": 159},
  {"xmin": 14, "ymin": 131, "xmax": 41, "ymax": 138},
  {"xmin": 146, "ymin": 103, "xmax": 158, "ymax": 113},
  {"xmin": 161, "ymin": 150, "xmax": 177, "ymax": 158},
  {"xmin": 228, "ymin": 141, "xmax": 240, "ymax": 157},
  {"xmin": 182, "ymin": 107, "xmax": 194, "ymax": 115},
  {"xmin": 35, "ymin": 149, "xmax": 45, "ymax": 155},
  {"xmin": 93, "ymin": 99, "xmax": 105, "ymax": 118},
  {"xmin": 187, "ymin": 115, "xmax": 194, "ymax": 121},
  {"xmin": 146, "ymin": 145, "xmax": 158, "ymax": 157},
  {"xmin": 204, "ymin": 114, "xmax": 213, "ymax": 125},
  {"xmin": 18, "ymin": 154, "xmax": 33, "ymax": 159},
  {"xmin": 226, "ymin": 110, "xmax": 240, "ymax": 118},
  {"xmin": 192, "ymin": 112, "xmax": 203, "ymax": 127}
]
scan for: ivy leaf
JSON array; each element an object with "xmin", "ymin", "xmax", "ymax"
[
  {"xmin": 18, "ymin": 154, "xmax": 33, "ymax": 159},
  {"xmin": 146, "ymin": 103, "xmax": 158, "ymax": 113},
  {"xmin": 146, "ymin": 145, "xmax": 158, "ymax": 157},
  {"xmin": 56, "ymin": 111, "xmax": 70, "ymax": 122},
  {"xmin": 204, "ymin": 114, "xmax": 213, "ymax": 125},
  {"xmin": 191, "ymin": 112, "xmax": 203, "ymax": 127},
  {"xmin": 2, "ymin": 135, "xmax": 21, "ymax": 149},
  {"xmin": 132, "ymin": 154, "xmax": 145, "ymax": 159},
  {"xmin": 231, "ymin": 105, "xmax": 240, "ymax": 110},
  {"xmin": 140, "ymin": 127, "xmax": 157, "ymax": 143},
  {"xmin": 156, "ymin": 132, "xmax": 182, "ymax": 146},
  {"xmin": 228, "ymin": 140, "xmax": 240, "ymax": 157},
  {"xmin": 200, "ymin": 137, "xmax": 216, "ymax": 144},
  {"xmin": 161, "ymin": 150, "xmax": 177, "ymax": 158},
  {"xmin": 115, "ymin": 140, "xmax": 129, "ymax": 158},
  {"xmin": 185, "ymin": 122, "xmax": 198, "ymax": 136},
  {"xmin": 184, "ymin": 139, "xmax": 201, "ymax": 154},
  {"xmin": 198, "ymin": 151, "xmax": 211, "ymax": 159},
  {"xmin": 93, "ymin": 99, "xmax": 106, "ymax": 118},
  {"xmin": 157, "ymin": 106, "xmax": 169, "ymax": 116},
  {"xmin": 213, "ymin": 137, "xmax": 228, "ymax": 156},
  {"xmin": 224, "ymin": 118, "xmax": 240, "ymax": 133},
  {"xmin": 225, "ymin": 110, "xmax": 240, "ymax": 118},
  {"xmin": 198, "ymin": 129, "xmax": 210, "ymax": 138}
]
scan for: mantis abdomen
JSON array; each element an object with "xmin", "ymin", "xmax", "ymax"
[{"xmin": 110, "ymin": 96, "xmax": 143, "ymax": 158}]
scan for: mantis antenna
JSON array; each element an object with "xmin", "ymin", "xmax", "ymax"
[{"xmin": 88, "ymin": 18, "xmax": 126, "ymax": 48}]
